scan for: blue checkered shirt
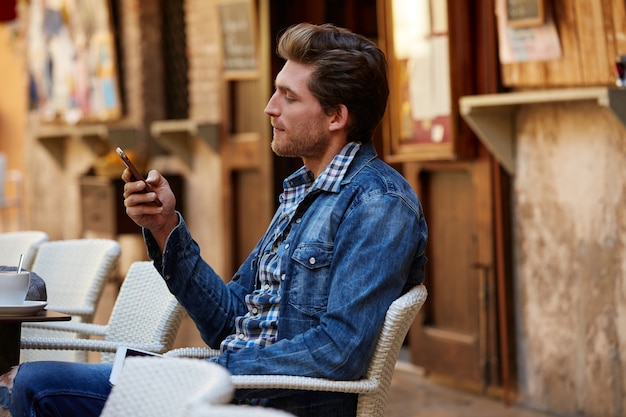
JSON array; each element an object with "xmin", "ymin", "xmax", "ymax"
[{"xmin": 220, "ymin": 142, "xmax": 361, "ymax": 352}]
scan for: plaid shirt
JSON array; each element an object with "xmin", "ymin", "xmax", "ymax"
[{"xmin": 221, "ymin": 142, "xmax": 361, "ymax": 352}]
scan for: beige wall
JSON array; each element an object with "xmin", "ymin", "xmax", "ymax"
[
  {"xmin": 515, "ymin": 102, "xmax": 626, "ymax": 416},
  {"xmin": 0, "ymin": 25, "xmax": 26, "ymax": 162},
  {"xmin": 0, "ymin": 24, "xmax": 27, "ymax": 231}
]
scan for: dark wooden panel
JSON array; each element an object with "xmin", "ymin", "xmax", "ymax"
[{"xmin": 403, "ymin": 157, "xmax": 497, "ymax": 389}]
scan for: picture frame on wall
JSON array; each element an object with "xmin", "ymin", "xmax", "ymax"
[
  {"xmin": 378, "ymin": 0, "xmax": 475, "ymax": 162},
  {"xmin": 218, "ymin": 0, "xmax": 259, "ymax": 80},
  {"xmin": 505, "ymin": 0, "xmax": 545, "ymax": 28},
  {"xmin": 27, "ymin": 0, "xmax": 122, "ymax": 124}
]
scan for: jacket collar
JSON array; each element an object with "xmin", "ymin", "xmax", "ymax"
[{"xmin": 342, "ymin": 141, "xmax": 378, "ymax": 185}]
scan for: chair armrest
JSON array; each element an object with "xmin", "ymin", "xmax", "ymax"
[
  {"xmin": 164, "ymin": 347, "xmax": 379, "ymax": 395},
  {"xmin": 23, "ymin": 321, "xmax": 108, "ymax": 337},
  {"xmin": 46, "ymin": 305, "xmax": 94, "ymax": 320},
  {"xmin": 230, "ymin": 375, "xmax": 380, "ymax": 394},
  {"xmin": 20, "ymin": 337, "xmax": 169, "ymax": 354},
  {"xmin": 164, "ymin": 347, "xmax": 221, "ymax": 359}
]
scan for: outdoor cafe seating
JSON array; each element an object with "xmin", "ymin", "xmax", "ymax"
[{"xmin": 0, "ymin": 231, "xmax": 427, "ymax": 416}]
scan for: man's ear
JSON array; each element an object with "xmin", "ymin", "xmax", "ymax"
[{"xmin": 328, "ymin": 104, "xmax": 349, "ymax": 132}]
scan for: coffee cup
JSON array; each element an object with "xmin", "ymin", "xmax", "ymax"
[{"xmin": 0, "ymin": 271, "xmax": 30, "ymax": 305}]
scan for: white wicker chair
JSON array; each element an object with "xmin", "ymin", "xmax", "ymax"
[
  {"xmin": 28, "ymin": 238, "xmax": 122, "ymax": 322},
  {"xmin": 20, "ymin": 238, "xmax": 122, "ymax": 362},
  {"xmin": 165, "ymin": 284, "xmax": 428, "ymax": 417},
  {"xmin": 100, "ymin": 357, "xmax": 234, "ymax": 417},
  {"xmin": 20, "ymin": 261, "xmax": 185, "ymax": 363},
  {"xmin": 100, "ymin": 356, "xmax": 295, "ymax": 417},
  {"xmin": 0, "ymin": 231, "xmax": 49, "ymax": 270},
  {"xmin": 192, "ymin": 405, "xmax": 297, "ymax": 416}
]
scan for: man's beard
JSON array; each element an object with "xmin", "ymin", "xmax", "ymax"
[{"xmin": 271, "ymin": 128, "xmax": 328, "ymax": 159}]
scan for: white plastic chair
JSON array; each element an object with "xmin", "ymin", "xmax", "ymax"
[
  {"xmin": 20, "ymin": 238, "xmax": 122, "ymax": 362},
  {"xmin": 0, "ymin": 231, "xmax": 49, "ymax": 270},
  {"xmin": 166, "ymin": 284, "xmax": 428, "ymax": 417},
  {"xmin": 21, "ymin": 261, "xmax": 185, "ymax": 363}
]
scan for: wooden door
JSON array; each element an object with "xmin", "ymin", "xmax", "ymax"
[{"xmin": 403, "ymin": 156, "xmax": 500, "ymax": 389}]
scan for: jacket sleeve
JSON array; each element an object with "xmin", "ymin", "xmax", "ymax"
[{"xmin": 144, "ymin": 214, "xmax": 260, "ymax": 348}]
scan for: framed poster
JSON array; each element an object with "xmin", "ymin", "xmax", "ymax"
[
  {"xmin": 378, "ymin": 0, "xmax": 475, "ymax": 162},
  {"xmin": 506, "ymin": 0, "xmax": 545, "ymax": 28},
  {"xmin": 218, "ymin": 0, "xmax": 259, "ymax": 80},
  {"xmin": 27, "ymin": 0, "xmax": 122, "ymax": 124}
]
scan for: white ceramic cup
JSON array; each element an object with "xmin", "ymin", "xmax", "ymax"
[{"xmin": 0, "ymin": 271, "xmax": 30, "ymax": 305}]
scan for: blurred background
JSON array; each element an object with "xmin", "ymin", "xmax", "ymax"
[{"xmin": 1, "ymin": 1, "xmax": 626, "ymax": 416}]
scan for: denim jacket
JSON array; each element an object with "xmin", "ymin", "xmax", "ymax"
[{"xmin": 145, "ymin": 142, "xmax": 427, "ymax": 414}]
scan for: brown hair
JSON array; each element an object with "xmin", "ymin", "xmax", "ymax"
[{"xmin": 276, "ymin": 23, "xmax": 389, "ymax": 143}]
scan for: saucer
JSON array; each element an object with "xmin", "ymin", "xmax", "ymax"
[{"xmin": 0, "ymin": 300, "xmax": 48, "ymax": 316}]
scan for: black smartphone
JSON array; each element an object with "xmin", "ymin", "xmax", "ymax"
[{"xmin": 116, "ymin": 147, "xmax": 162, "ymax": 207}]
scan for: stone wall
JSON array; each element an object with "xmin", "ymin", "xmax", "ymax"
[{"xmin": 515, "ymin": 101, "xmax": 626, "ymax": 416}]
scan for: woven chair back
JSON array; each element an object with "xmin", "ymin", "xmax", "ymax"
[
  {"xmin": 101, "ymin": 261, "xmax": 184, "ymax": 363},
  {"xmin": 0, "ymin": 231, "xmax": 49, "ymax": 270}
]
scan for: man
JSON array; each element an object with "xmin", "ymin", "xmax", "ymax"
[{"xmin": 2, "ymin": 23, "xmax": 427, "ymax": 417}]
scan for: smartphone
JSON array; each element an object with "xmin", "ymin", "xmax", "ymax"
[{"xmin": 116, "ymin": 147, "xmax": 162, "ymax": 206}]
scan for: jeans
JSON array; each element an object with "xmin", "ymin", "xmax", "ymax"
[
  {"xmin": 8, "ymin": 362, "xmax": 112, "ymax": 417},
  {"xmin": 5, "ymin": 361, "xmax": 356, "ymax": 417}
]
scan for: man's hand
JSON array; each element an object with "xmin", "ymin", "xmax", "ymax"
[{"xmin": 122, "ymin": 169, "xmax": 179, "ymax": 250}]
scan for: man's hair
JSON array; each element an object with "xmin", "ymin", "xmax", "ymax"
[{"xmin": 276, "ymin": 23, "xmax": 389, "ymax": 143}]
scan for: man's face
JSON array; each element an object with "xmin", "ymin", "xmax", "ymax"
[{"xmin": 265, "ymin": 60, "xmax": 332, "ymax": 159}]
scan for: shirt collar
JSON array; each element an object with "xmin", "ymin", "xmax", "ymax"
[
  {"xmin": 313, "ymin": 141, "xmax": 361, "ymax": 193},
  {"xmin": 282, "ymin": 141, "xmax": 361, "ymax": 196}
]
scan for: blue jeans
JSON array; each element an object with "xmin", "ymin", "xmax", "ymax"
[
  {"xmin": 4, "ymin": 361, "xmax": 355, "ymax": 417},
  {"xmin": 7, "ymin": 362, "xmax": 112, "ymax": 417}
]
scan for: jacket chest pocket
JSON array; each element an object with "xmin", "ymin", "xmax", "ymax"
[{"xmin": 288, "ymin": 243, "xmax": 334, "ymax": 316}]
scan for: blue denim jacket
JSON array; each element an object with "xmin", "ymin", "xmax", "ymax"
[{"xmin": 145, "ymin": 142, "xmax": 427, "ymax": 415}]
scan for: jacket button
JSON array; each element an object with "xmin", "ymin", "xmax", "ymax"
[{"xmin": 309, "ymin": 257, "xmax": 316, "ymax": 265}]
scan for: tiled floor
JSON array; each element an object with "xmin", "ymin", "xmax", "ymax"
[{"xmin": 387, "ymin": 361, "xmax": 557, "ymax": 417}]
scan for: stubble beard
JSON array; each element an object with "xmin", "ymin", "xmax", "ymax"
[{"xmin": 271, "ymin": 122, "xmax": 329, "ymax": 159}]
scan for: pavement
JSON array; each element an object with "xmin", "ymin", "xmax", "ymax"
[{"xmin": 387, "ymin": 361, "xmax": 558, "ymax": 417}]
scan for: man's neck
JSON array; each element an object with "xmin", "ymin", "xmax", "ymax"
[{"xmin": 302, "ymin": 140, "xmax": 347, "ymax": 179}]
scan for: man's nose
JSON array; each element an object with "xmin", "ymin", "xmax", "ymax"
[{"xmin": 264, "ymin": 93, "xmax": 279, "ymax": 116}]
